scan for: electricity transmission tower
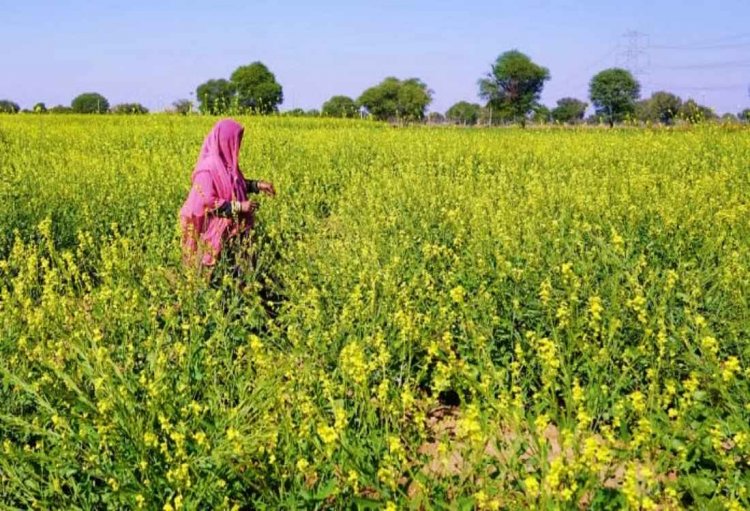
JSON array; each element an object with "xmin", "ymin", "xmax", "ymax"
[{"xmin": 617, "ymin": 30, "xmax": 650, "ymax": 78}]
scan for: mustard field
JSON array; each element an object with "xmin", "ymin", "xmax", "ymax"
[{"xmin": 0, "ymin": 115, "xmax": 748, "ymax": 510}]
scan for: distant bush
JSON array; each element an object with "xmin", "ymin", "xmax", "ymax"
[
  {"xmin": 322, "ymin": 96, "xmax": 359, "ymax": 118},
  {"xmin": 50, "ymin": 105, "xmax": 74, "ymax": 114},
  {"xmin": 172, "ymin": 99, "xmax": 194, "ymax": 115},
  {"xmin": 111, "ymin": 103, "xmax": 149, "ymax": 115},
  {"xmin": 0, "ymin": 100, "xmax": 21, "ymax": 113}
]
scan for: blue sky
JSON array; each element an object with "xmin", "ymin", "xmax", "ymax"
[{"xmin": 2, "ymin": 0, "xmax": 749, "ymax": 114}]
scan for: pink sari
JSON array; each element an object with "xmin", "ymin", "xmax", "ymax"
[{"xmin": 180, "ymin": 119, "xmax": 253, "ymax": 266}]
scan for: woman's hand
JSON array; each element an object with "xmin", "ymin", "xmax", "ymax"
[
  {"xmin": 257, "ymin": 181, "xmax": 276, "ymax": 197},
  {"xmin": 240, "ymin": 200, "xmax": 259, "ymax": 213}
]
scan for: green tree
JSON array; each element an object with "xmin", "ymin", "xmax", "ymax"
[
  {"xmin": 647, "ymin": 91, "xmax": 682, "ymax": 125},
  {"xmin": 358, "ymin": 77, "xmax": 432, "ymax": 122},
  {"xmin": 111, "ymin": 103, "xmax": 149, "ymax": 114},
  {"xmin": 634, "ymin": 99, "xmax": 653, "ymax": 123},
  {"xmin": 739, "ymin": 108, "xmax": 750, "ymax": 122},
  {"xmin": 585, "ymin": 113, "xmax": 605, "ymax": 125},
  {"xmin": 427, "ymin": 112, "xmax": 445, "ymax": 124},
  {"xmin": 478, "ymin": 50, "xmax": 550, "ymax": 127},
  {"xmin": 321, "ymin": 95, "xmax": 359, "ymax": 118},
  {"xmin": 445, "ymin": 101, "xmax": 481, "ymax": 125},
  {"xmin": 678, "ymin": 99, "xmax": 716, "ymax": 123},
  {"xmin": 230, "ymin": 62, "xmax": 283, "ymax": 114},
  {"xmin": 33, "ymin": 102, "xmax": 47, "ymax": 113},
  {"xmin": 284, "ymin": 108, "xmax": 306, "ymax": 117},
  {"xmin": 172, "ymin": 99, "xmax": 194, "ymax": 115},
  {"xmin": 532, "ymin": 104, "xmax": 552, "ymax": 124},
  {"xmin": 71, "ymin": 92, "xmax": 109, "ymax": 114},
  {"xmin": 478, "ymin": 105, "xmax": 514, "ymax": 125},
  {"xmin": 588, "ymin": 68, "xmax": 640, "ymax": 127},
  {"xmin": 0, "ymin": 100, "xmax": 21, "ymax": 113},
  {"xmin": 50, "ymin": 105, "xmax": 73, "ymax": 114},
  {"xmin": 196, "ymin": 79, "xmax": 235, "ymax": 115},
  {"xmin": 551, "ymin": 97, "xmax": 587, "ymax": 124}
]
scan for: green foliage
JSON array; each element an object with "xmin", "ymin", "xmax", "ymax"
[
  {"xmin": 321, "ymin": 95, "xmax": 359, "ymax": 118},
  {"xmin": 636, "ymin": 91, "xmax": 682, "ymax": 125},
  {"xmin": 679, "ymin": 99, "xmax": 716, "ymax": 123},
  {"xmin": 445, "ymin": 101, "xmax": 481, "ymax": 125},
  {"xmin": 739, "ymin": 108, "xmax": 750, "ymax": 122},
  {"xmin": 531, "ymin": 104, "xmax": 552, "ymax": 124},
  {"xmin": 427, "ymin": 111, "xmax": 445, "ymax": 124},
  {"xmin": 172, "ymin": 99, "xmax": 194, "ymax": 115},
  {"xmin": 196, "ymin": 79, "xmax": 236, "ymax": 115},
  {"xmin": 110, "ymin": 103, "xmax": 149, "ymax": 115},
  {"xmin": 49, "ymin": 105, "xmax": 74, "ymax": 114},
  {"xmin": 358, "ymin": 77, "xmax": 432, "ymax": 122},
  {"xmin": 588, "ymin": 68, "xmax": 640, "ymax": 127},
  {"xmin": 33, "ymin": 102, "xmax": 47, "ymax": 113},
  {"xmin": 284, "ymin": 108, "xmax": 306, "ymax": 117},
  {"xmin": 551, "ymin": 97, "xmax": 588, "ymax": 124},
  {"xmin": 230, "ymin": 62, "xmax": 283, "ymax": 114},
  {"xmin": 0, "ymin": 100, "xmax": 21, "ymax": 113},
  {"xmin": 71, "ymin": 92, "xmax": 110, "ymax": 114},
  {"xmin": 478, "ymin": 50, "xmax": 550, "ymax": 127}
]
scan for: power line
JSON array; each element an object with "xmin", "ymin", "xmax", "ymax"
[
  {"xmin": 649, "ymin": 83, "xmax": 747, "ymax": 91},
  {"xmin": 650, "ymin": 32, "xmax": 750, "ymax": 49},
  {"xmin": 655, "ymin": 59, "xmax": 750, "ymax": 70},
  {"xmin": 651, "ymin": 42, "xmax": 750, "ymax": 51}
]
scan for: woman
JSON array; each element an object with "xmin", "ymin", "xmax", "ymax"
[{"xmin": 180, "ymin": 119, "xmax": 275, "ymax": 270}]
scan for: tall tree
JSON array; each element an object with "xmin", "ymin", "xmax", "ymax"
[
  {"xmin": 445, "ymin": 101, "xmax": 481, "ymax": 125},
  {"xmin": 71, "ymin": 92, "xmax": 110, "ymax": 114},
  {"xmin": 358, "ymin": 77, "xmax": 432, "ymax": 122},
  {"xmin": 739, "ymin": 108, "xmax": 750, "ymax": 123},
  {"xmin": 0, "ymin": 100, "xmax": 20, "ymax": 113},
  {"xmin": 478, "ymin": 50, "xmax": 550, "ymax": 127},
  {"xmin": 196, "ymin": 79, "xmax": 235, "ymax": 115},
  {"xmin": 230, "ymin": 62, "xmax": 283, "ymax": 114},
  {"xmin": 551, "ymin": 97, "xmax": 588, "ymax": 124},
  {"xmin": 321, "ymin": 95, "xmax": 359, "ymax": 118},
  {"xmin": 588, "ymin": 68, "xmax": 640, "ymax": 127},
  {"xmin": 33, "ymin": 102, "xmax": 47, "ymax": 113}
]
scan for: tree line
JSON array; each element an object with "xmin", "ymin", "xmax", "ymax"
[{"xmin": 2, "ymin": 52, "xmax": 749, "ymax": 126}]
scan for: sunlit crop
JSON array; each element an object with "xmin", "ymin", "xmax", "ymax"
[{"xmin": 1, "ymin": 115, "xmax": 748, "ymax": 509}]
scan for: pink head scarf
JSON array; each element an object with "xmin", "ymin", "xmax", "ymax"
[{"xmin": 180, "ymin": 119, "xmax": 253, "ymax": 266}]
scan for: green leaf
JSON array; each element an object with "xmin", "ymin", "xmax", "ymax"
[{"xmin": 680, "ymin": 474, "xmax": 717, "ymax": 497}]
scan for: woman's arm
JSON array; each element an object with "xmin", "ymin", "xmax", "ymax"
[
  {"xmin": 245, "ymin": 179, "xmax": 260, "ymax": 194},
  {"xmin": 245, "ymin": 179, "xmax": 276, "ymax": 197},
  {"xmin": 213, "ymin": 200, "xmax": 256, "ymax": 217}
]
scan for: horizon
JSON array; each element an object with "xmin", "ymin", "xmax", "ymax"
[{"xmin": 2, "ymin": 0, "xmax": 749, "ymax": 116}]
